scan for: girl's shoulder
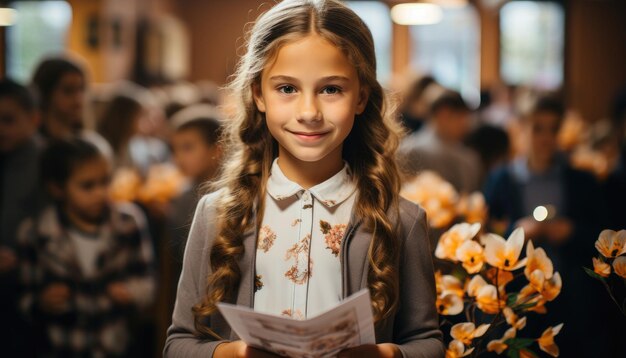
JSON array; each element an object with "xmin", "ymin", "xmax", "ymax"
[{"xmin": 397, "ymin": 197, "xmax": 427, "ymax": 230}]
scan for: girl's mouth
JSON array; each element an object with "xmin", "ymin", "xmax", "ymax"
[{"xmin": 290, "ymin": 131, "xmax": 330, "ymax": 142}]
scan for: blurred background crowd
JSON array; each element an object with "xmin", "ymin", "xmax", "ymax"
[{"xmin": 0, "ymin": 0, "xmax": 624, "ymax": 357}]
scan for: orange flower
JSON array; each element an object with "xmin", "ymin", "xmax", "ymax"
[
  {"xmin": 437, "ymin": 293, "xmax": 464, "ymax": 316},
  {"xmin": 613, "ymin": 256, "xmax": 626, "ymax": 278},
  {"xmin": 484, "ymin": 267, "xmax": 514, "ymax": 288},
  {"xmin": 542, "ymin": 272, "xmax": 562, "ymax": 301},
  {"xmin": 503, "ymin": 307, "xmax": 527, "ymax": 330},
  {"xmin": 401, "ymin": 171, "xmax": 459, "ymax": 229},
  {"xmin": 445, "ymin": 340, "xmax": 474, "ymax": 358},
  {"xmin": 138, "ymin": 164, "xmax": 185, "ymax": 204},
  {"xmin": 595, "ymin": 229, "xmax": 626, "ymax": 258},
  {"xmin": 435, "ymin": 271, "xmax": 465, "ymax": 298},
  {"xmin": 592, "ymin": 257, "xmax": 611, "ymax": 278},
  {"xmin": 538, "ymin": 323, "xmax": 563, "ymax": 357},
  {"xmin": 109, "ymin": 168, "xmax": 142, "ymax": 202},
  {"xmin": 482, "ymin": 228, "xmax": 527, "ymax": 271},
  {"xmin": 456, "ymin": 240, "xmax": 485, "ymax": 274},
  {"xmin": 450, "ymin": 322, "xmax": 490, "ymax": 345},
  {"xmin": 486, "ymin": 327, "xmax": 516, "ymax": 354},
  {"xmin": 524, "ymin": 240, "xmax": 554, "ymax": 283},
  {"xmin": 522, "ymin": 271, "xmax": 562, "ymax": 303},
  {"xmin": 435, "ymin": 223, "xmax": 481, "ymax": 261},
  {"xmin": 468, "ymin": 275, "xmax": 501, "ymax": 314},
  {"xmin": 457, "ymin": 192, "xmax": 487, "ymax": 224}
]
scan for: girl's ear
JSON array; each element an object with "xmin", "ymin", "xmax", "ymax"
[
  {"xmin": 252, "ymin": 82, "xmax": 267, "ymax": 113},
  {"xmin": 356, "ymin": 86, "xmax": 369, "ymax": 115}
]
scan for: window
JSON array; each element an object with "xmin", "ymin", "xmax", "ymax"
[
  {"xmin": 345, "ymin": 1, "xmax": 392, "ymax": 82},
  {"xmin": 500, "ymin": 1, "xmax": 565, "ymax": 90},
  {"xmin": 409, "ymin": 5, "xmax": 481, "ymax": 108},
  {"xmin": 6, "ymin": 1, "xmax": 72, "ymax": 82}
]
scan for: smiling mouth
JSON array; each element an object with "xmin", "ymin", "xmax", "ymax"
[{"xmin": 289, "ymin": 130, "xmax": 330, "ymax": 141}]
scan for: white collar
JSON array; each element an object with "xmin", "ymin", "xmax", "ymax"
[{"xmin": 266, "ymin": 158, "xmax": 357, "ymax": 208}]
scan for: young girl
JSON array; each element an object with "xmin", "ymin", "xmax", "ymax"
[
  {"xmin": 17, "ymin": 138, "xmax": 156, "ymax": 357},
  {"xmin": 165, "ymin": 1, "xmax": 443, "ymax": 357}
]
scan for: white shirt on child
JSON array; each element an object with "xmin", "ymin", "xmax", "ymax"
[
  {"xmin": 68, "ymin": 227, "xmax": 108, "ymax": 279},
  {"xmin": 253, "ymin": 158, "xmax": 357, "ymax": 319}
]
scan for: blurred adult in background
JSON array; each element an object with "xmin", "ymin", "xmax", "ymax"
[
  {"xmin": 97, "ymin": 83, "xmax": 170, "ymax": 175},
  {"xmin": 483, "ymin": 96, "xmax": 613, "ymax": 357},
  {"xmin": 31, "ymin": 56, "xmax": 112, "ymax": 161},
  {"xmin": 398, "ymin": 75, "xmax": 440, "ymax": 133},
  {"xmin": 0, "ymin": 78, "xmax": 41, "ymax": 357},
  {"xmin": 465, "ymin": 124, "xmax": 511, "ymax": 185},
  {"xmin": 480, "ymin": 83, "xmax": 517, "ymax": 127},
  {"xmin": 398, "ymin": 90, "xmax": 481, "ymax": 193}
]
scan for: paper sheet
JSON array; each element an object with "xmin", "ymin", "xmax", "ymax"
[{"xmin": 217, "ymin": 289, "xmax": 375, "ymax": 358}]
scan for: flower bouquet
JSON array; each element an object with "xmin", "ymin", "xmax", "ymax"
[{"xmin": 435, "ymin": 224, "xmax": 563, "ymax": 358}]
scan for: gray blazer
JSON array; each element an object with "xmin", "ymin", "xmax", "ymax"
[{"xmin": 164, "ymin": 191, "xmax": 445, "ymax": 358}]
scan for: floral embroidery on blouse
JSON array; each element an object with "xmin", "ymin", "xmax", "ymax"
[
  {"xmin": 291, "ymin": 218, "xmax": 302, "ymax": 227},
  {"xmin": 284, "ymin": 235, "xmax": 313, "ymax": 284},
  {"xmin": 255, "ymin": 274, "xmax": 264, "ymax": 292},
  {"xmin": 257, "ymin": 225, "xmax": 276, "ymax": 253},
  {"xmin": 320, "ymin": 220, "xmax": 347, "ymax": 257},
  {"xmin": 281, "ymin": 308, "xmax": 304, "ymax": 320}
]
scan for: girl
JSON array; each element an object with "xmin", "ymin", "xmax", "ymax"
[
  {"xmin": 165, "ymin": 1, "xmax": 443, "ymax": 357},
  {"xmin": 17, "ymin": 138, "xmax": 156, "ymax": 357}
]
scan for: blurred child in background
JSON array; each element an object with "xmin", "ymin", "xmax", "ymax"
[
  {"xmin": 168, "ymin": 104, "xmax": 223, "ymax": 262},
  {"xmin": 31, "ymin": 56, "xmax": 112, "ymax": 160},
  {"xmin": 17, "ymin": 138, "xmax": 156, "ymax": 357},
  {"xmin": 97, "ymin": 84, "xmax": 169, "ymax": 175},
  {"xmin": 0, "ymin": 78, "xmax": 41, "ymax": 356}
]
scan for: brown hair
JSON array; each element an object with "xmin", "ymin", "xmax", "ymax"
[
  {"xmin": 193, "ymin": 0, "xmax": 404, "ymax": 338},
  {"xmin": 97, "ymin": 91, "xmax": 143, "ymax": 154}
]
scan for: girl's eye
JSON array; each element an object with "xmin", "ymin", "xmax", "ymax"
[
  {"xmin": 321, "ymin": 86, "xmax": 341, "ymax": 95},
  {"xmin": 278, "ymin": 85, "xmax": 297, "ymax": 94}
]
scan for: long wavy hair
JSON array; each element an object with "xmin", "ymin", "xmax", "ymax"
[{"xmin": 193, "ymin": 0, "xmax": 404, "ymax": 338}]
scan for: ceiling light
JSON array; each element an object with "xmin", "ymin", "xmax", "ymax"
[{"xmin": 391, "ymin": 3, "xmax": 443, "ymax": 26}]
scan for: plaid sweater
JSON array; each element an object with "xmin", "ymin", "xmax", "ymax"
[{"xmin": 17, "ymin": 203, "xmax": 156, "ymax": 357}]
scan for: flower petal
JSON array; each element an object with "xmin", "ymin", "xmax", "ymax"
[
  {"xmin": 483, "ymin": 233, "xmax": 506, "ymax": 268},
  {"xmin": 473, "ymin": 324, "xmax": 491, "ymax": 338},
  {"xmin": 450, "ymin": 322, "xmax": 475, "ymax": 342},
  {"xmin": 468, "ymin": 275, "xmax": 488, "ymax": 297},
  {"xmin": 612, "ymin": 256, "xmax": 626, "ymax": 278},
  {"xmin": 592, "ymin": 257, "xmax": 611, "ymax": 278},
  {"xmin": 506, "ymin": 227, "xmax": 526, "ymax": 264}
]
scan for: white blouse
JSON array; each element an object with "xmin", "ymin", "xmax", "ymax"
[{"xmin": 253, "ymin": 158, "xmax": 357, "ymax": 319}]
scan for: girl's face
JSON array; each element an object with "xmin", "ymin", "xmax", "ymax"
[
  {"xmin": 51, "ymin": 72, "xmax": 85, "ymax": 130},
  {"xmin": 253, "ymin": 34, "xmax": 368, "ymax": 166},
  {"xmin": 63, "ymin": 157, "xmax": 111, "ymax": 223}
]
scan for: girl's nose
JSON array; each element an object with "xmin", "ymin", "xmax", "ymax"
[{"xmin": 297, "ymin": 93, "xmax": 321, "ymax": 123}]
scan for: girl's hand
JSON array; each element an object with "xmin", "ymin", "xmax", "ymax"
[
  {"xmin": 214, "ymin": 341, "xmax": 282, "ymax": 358},
  {"xmin": 107, "ymin": 282, "xmax": 133, "ymax": 305},
  {"xmin": 338, "ymin": 343, "xmax": 401, "ymax": 358},
  {"xmin": 40, "ymin": 283, "xmax": 71, "ymax": 314}
]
